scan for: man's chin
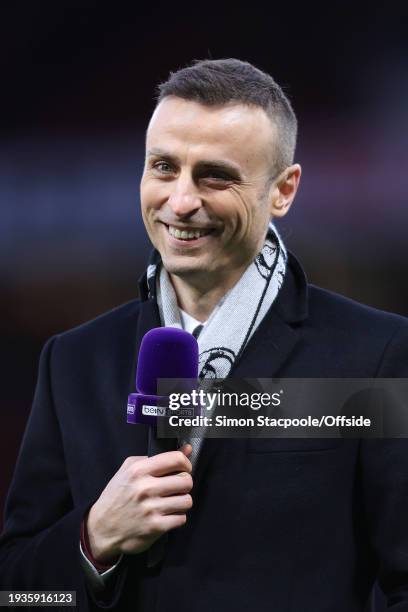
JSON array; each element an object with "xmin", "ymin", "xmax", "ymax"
[
  {"xmin": 161, "ymin": 258, "xmax": 209, "ymax": 281},
  {"xmin": 166, "ymin": 265, "xmax": 207, "ymax": 279}
]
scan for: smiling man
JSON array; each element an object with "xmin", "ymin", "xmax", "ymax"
[
  {"xmin": 1, "ymin": 59, "xmax": 408, "ymax": 612},
  {"xmin": 141, "ymin": 96, "xmax": 300, "ymax": 320}
]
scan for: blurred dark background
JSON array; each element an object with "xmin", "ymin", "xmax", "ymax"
[{"xmin": 1, "ymin": 0, "xmax": 407, "ymax": 553}]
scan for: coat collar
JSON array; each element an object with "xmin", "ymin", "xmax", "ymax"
[
  {"xmin": 128, "ymin": 295, "xmax": 161, "ymax": 398},
  {"xmin": 273, "ymin": 251, "xmax": 308, "ymax": 324}
]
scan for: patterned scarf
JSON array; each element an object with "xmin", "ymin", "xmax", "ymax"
[{"xmin": 145, "ymin": 222, "xmax": 287, "ymax": 465}]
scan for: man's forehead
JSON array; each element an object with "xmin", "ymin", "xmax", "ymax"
[{"xmin": 145, "ymin": 97, "xmax": 276, "ymax": 169}]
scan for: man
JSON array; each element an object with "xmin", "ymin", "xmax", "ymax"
[{"xmin": 1, "ymin": 58, "xmax": 408, "ymax": 611}]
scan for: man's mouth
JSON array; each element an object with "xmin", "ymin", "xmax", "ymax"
[{"xmin": 166, "ymin": 224, "xmax": 214, "ymax": 241}]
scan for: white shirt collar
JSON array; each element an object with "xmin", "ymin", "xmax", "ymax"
[{"xmin": 179, "ymin": 308, "xmax": 206, "ymax": 335}]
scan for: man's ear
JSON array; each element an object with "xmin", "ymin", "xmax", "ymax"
[{"xmin": 270, "ymin": 164, "xmax": 301, "ymax": 218}]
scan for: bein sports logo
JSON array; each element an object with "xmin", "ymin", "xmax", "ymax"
[{"xmin": 141, "ymin": 405, "xmax": 167, "ymax": 417}]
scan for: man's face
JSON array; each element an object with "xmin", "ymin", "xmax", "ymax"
[{"xmin": 140, "ymin": 96, "xmax": 281, "ymax": 289}]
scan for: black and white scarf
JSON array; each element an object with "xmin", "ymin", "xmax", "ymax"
[{"xmin": 146, "ymin": 222, "xmax": 287, "ymax": 464}]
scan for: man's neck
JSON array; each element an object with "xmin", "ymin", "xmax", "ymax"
[{"xmin": 169, "ymin": 268, "xmax": 246, "ymax": 322}]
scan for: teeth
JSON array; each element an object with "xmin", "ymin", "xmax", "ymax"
[{"xmin": 168, "ymin": 226, "xmax": 211, "ymax": 240}]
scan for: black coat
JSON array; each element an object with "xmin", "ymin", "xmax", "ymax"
[{"xmin": 1, "ymin": 253, "xmax": 408, "ymax": 611}]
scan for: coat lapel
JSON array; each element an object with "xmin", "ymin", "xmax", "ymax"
[
  {"xmin": 193, "ymin": 253, "xmax": 309, "ymax": 483},
  {"xmin": 230, "ymin": 308, "xmax": 301, "ymax": 378},
  {"xmin": 230, "ymin": 251, "xmax": 308, "ymax": 378}
]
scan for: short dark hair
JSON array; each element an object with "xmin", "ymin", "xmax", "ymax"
[{"xmin": 156, "ymin": 58, "xmax": 297, "ymax": 175}]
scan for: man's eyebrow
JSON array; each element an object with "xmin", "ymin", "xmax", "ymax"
[
  {"xmin": 146, "ymin": 147, "xmax": 178, "ymax": 161},
  {"xmin": 146, "ymin": 148, "xmax": 242, "ymax": 178}
]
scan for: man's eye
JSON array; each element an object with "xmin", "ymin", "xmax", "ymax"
[
  {"xmin": 204, "ymin": 172, "xmax": 232, "ymax": 181},
  {"xmin": 153, "ymin": 161, "xmax": 173, "ymax": 173}
]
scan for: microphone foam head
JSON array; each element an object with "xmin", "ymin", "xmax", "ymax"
[{"xmin": 136, "ymin": 327, "xmax": 199, "ymax": 395}]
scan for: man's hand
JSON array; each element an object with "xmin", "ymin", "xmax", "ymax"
[{"xmin": 86, "ymin": 444, "xmax": 193, "ymax": 563}]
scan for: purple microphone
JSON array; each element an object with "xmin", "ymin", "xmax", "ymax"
[{"xmin": 127, "ymin": 327, "xmax": 199, "ymax": 427}]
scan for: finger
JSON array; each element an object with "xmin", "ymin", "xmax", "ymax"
[
  {"xmin": 139, "ymin": 451, "xmax": 192, "ymax": 477},
  {"xmin": 179, "ymin": 443, "xmax": 192, "ymax": 457},
  {"xmin": 159, "ymin": 513, "xmax": 188, "ymax": 532},
  {"xmin": 155, "ymin": 494, "xmax": 193, "ymax": 515},
  {"xmin": 150, "ymin": 472, "xmax": 193, "ymax": 497}
]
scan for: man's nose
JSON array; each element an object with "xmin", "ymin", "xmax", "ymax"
[{"xmin": 167, "ymin": 176, "xmax": 202, "ymax": 217}]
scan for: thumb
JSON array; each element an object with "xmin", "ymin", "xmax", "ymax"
[{"xmin": 179, "ymin": 443, "xmax": 192, "ymax": 457}]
